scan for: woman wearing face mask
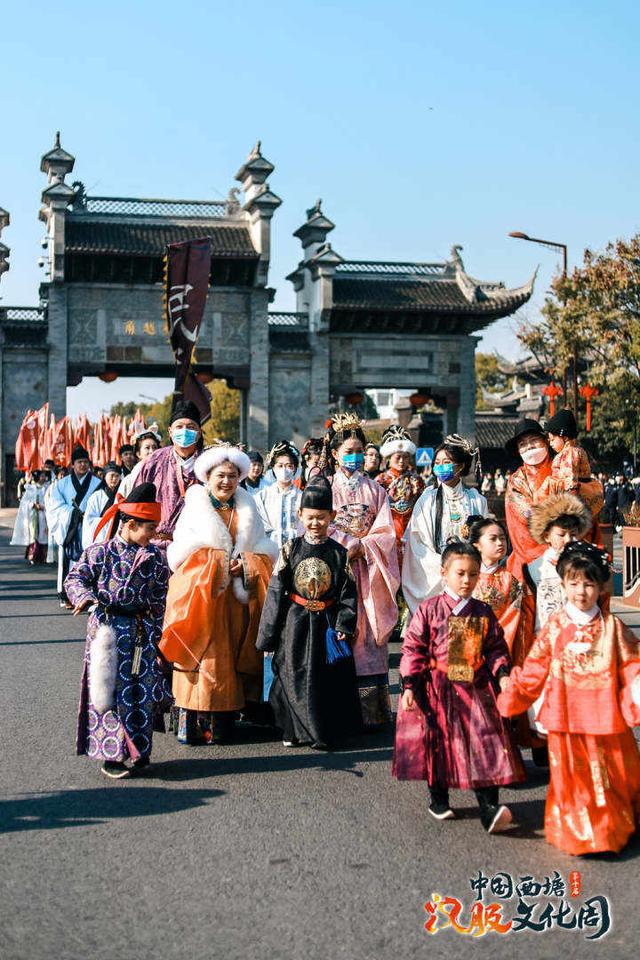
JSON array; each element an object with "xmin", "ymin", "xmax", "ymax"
[
  {"xmin": 322, "ymin": 413, "xmax": 400, "ymax": 728},
  {"xmin": 255, "ymin": 441, "xmax": 303, "ymax": 548},
  {"xmin": 504, "ymin": 419, "xmax": 553, "ymax": 581},
  {"xmin": 402, "ymin": 434, "xmax": 488, "ymax": 613},
  {"xmin": 136, "ymin": 401, "xmax": 203, "ymax": 549}
]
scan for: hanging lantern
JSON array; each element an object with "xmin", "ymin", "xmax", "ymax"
[
  {"xmin": 345, "ymin": 392, "xmax": 364, "ymax": 407},
  {"xmin": 98, "ymin": 371, "xmax": 118, "ymax": 383},
  {"xmin": 409, "ymin": 392, "xmax": 431, "ymax": 408},
  {"xmin": 579, "ymin": 384, "xmax": 599, "ymax": 432},
  {"xmin": 196, "ymin": 371, "xmax": 213, "ymax": 384},
  {"xmin": 541, "ymin": 382, "xmax": 564, "ymax": 417}
]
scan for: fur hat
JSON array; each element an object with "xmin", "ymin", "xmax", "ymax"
[
  {"xmin": 194, "ymin": 444, "xmax": 251, "ymax": 483},
  {"xmin": 380, "ymin": 424, "xmax": 416, "ymax": 459},
  {"xmin": 528, "ymin": 493, "xmax": 592, "ymax": 544}
]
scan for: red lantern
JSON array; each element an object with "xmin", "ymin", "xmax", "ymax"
[
  {"xmin": 541, "ymin": 382, "xmax": 563, "ymax": 417},
  {"xmin": 345, "ymin": 392, "xmax": 364, "ymax": 406},
  {"xmin": 579, "ymin": 384, "xmax": 599, "ymax": 432},
  {"xmin": 98, "ymin": 371, "xmax": 118, "ymax": 383},
  {"xmin": 196, "ymin": 371, "xmax": 213, "ymax": 384},
  {"xmin": 409, "ymin": 392, "xmax": 431, "ymax": 407}
]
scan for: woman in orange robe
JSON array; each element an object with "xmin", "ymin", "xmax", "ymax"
[
  {"xmin": 498, "ymin": 541, "xmax": 640, "ymax": 855},
  {"xmin": 504, "ymin": 419, "xmax": 553, "ymax": 582},
  {"xmin": 161, "ymin": 445, "xmax": 278, "ymax": 744}
]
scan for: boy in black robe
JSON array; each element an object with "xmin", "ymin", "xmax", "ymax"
[{"xmin": 257, "ymin": 479, "xmax": 360, "ymax": 749}]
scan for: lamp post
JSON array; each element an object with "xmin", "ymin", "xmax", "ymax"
[{"xmin": 508, "ymin": 231, "xmax": 578, "ymax": 419}]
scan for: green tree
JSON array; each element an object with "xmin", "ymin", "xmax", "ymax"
[
  {"xmin": 109, "ymin": 400, "xmax": 152, "ymax": 419},
  {"xmin": 518, "ymin": 234, "xmax": 640, "ymax": 467},
  {"xmin": 202, "ymin": 380, "xmax": 241, "ymax": 444},
  {"xmin": 475, "ymin": 353, "xmax": 509, "ymax": 409}
]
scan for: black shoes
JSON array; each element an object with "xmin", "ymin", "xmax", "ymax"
[
  {"xmin": 429, "ymin": 788, "xmax": 455, "ymax": 820},
  {"xmin": 531, "ymin": 746, "xmax": 549, "ymax": 767}
]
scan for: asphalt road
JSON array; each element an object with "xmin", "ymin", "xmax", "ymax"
[{"xmin": 1, "ymin": 521, "xmax": 639, "ymax": 960}]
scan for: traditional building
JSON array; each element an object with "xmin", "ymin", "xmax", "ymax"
[{"xmin": 0, "ymin": 135, "xmax": 535, "ymax": 503}]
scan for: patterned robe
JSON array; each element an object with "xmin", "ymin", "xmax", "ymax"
[
  {"xmin": 66, "ymin": 537, "xmax": 170, "ymax": 762},
  {"xmin": 498, "ymin": 609, "xmax": 640, "ymax": 854},
  {"xmin": 136, "ymin": 446, "xmax": 200, "ymax": 546},
  {"xmin": 473, "ymin": 563, "xmax": 522, "ymax": 654},
  {"xmin": 504, "ymin": 459, "xmax": 552, "ymax": 581},
  {"xmin": 376, "ymin": 468, "xmax": 426, "ymax": 566},
  {"xmin": 329, "ymin": 470, "xmax": 400, "ymax": 726},
  {"xmin": 393, "ymin": 592, "xmax": 525, "ymax": 788}
]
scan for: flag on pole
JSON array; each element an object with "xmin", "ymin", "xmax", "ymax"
[{"xmin": 164, "ymin": 237, "xmax": 212, "ymax": 425}]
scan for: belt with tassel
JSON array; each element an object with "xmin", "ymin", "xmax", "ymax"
[
  {"xmin": 99, "ymin": 604, "xmax": 150, "ymax": 677},
  {"xmin": 289, "ymin": 594, "xmax": 335, "ymax": 613}
]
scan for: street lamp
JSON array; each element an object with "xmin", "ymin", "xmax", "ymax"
[{"xmin": 508, "ymin": 231, "xmax": 577, "ymax": 418}]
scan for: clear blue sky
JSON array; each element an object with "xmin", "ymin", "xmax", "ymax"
[{"xmin": 2, "ymin": 0, "xmax": 639, "ymax": 417}]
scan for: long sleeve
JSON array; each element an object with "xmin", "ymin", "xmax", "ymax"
[
  {"xmin": 402, "ymin": 493, "xmax": 442, "ymax": 613},
  {"xmin": 256, "ymin": 548, "xmax": 290, "ymax": 653},
  {"xmin": 64, "ymin": 547, "xmax": 100, "ymax": 606},
  {"xmin": 497, "ymin": 628, "xmax": 552, "ymax": 717},
  {"xmin": 399, "ymin": 602, "xmax": 431, "ymax": 683},
  {"xmin": 82, "ymin": 490, "xmax": 106, "ymax": 549},
  {"xmin": 149, "ymin": 553, "xmax": 170, "ymax": 641},
  {"xmin": 615, "ymin": 618, "xmax": 640, "ymax": 728},
  {"xmin": 483, "ymin": 609, "xmax": 511, "ymax": 679},
  {"xmin": 255, "ymin": 488, "xmax": 275, "ymax": 540},
  {"xmin": 335, "ymin": 556, "xmax": 358, "ymax": 637},
  {"xmin": 46, "ymin": 478, "xmax": 74, "ymax": 546}
]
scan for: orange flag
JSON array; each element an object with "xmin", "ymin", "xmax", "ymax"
[
  {"xmin": 15, "ymin": 410, "xmax": 38, "ymax": 472},
  {"xmin": 36, "ymin": 403, "xmax": 50, "ymax": 468}
]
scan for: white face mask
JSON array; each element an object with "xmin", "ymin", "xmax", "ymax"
[
  {"xmin": 520, "ymin": 447, "xmax": 548, "ymax": 466},
  {"xmin": 274, "ymin": 465, "xmax": 294, "ymax": 483}
]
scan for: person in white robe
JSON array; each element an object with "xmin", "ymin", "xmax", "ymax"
[
  {"xmin": 82, "ymin": 461, "xmax": 123, "ymax": 548},
  {"xmin": 11, "ymin": 471, "xmax": 51, "ymax": 563},
  {"xmin": 402, "ymin": 435, "xmax": 489, "ymax": 613},
  {"xmin": 255, "ymin": 442, "xmax": 302, "ymax": 547},
  {"xmin": 46, "ymin": 447, "xmax": 101, "ymax": 606}
]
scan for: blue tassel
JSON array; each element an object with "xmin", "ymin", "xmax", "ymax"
[{"xmin": 325, "ymin": 626, "xmax": 351, "ymax": 664}]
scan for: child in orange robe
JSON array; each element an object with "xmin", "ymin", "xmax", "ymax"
[
  {"xmin": 540, "ymin": 409, "xmax": 604, "ymax": 538},
  {"xmin": 467, "ymin": 516, "xmax": 522, "ymax": 655},
  {"xmin": 498, "ymin": 541, "xmax": 640, "ymax": 855}
]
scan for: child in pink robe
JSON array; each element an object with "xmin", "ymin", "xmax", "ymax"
[
  {"xmin": 394, "ymin": 540, "xmax": 525, "ymax": 832},
  {"xmin": 323, "ymin": 413, "xmax": 400, "ymax": 727}
]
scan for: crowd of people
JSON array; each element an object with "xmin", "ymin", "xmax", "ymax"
[{"xmin": 9, "ymin": 401, "xmax": 640, "ymax": 857}]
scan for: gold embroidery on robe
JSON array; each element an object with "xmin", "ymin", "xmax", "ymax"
[{"xmin": 446, "ymin": 616, "xmax": 487, "ymax": 682}]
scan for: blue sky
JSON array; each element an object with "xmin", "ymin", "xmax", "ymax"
[{"xmin": 2, "ymin": 0, "xmax": 639, "ymax": 417}]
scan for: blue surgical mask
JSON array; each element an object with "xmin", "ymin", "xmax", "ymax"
[
  {"xmin": 341, "ymin": 453, "xmax": 364, "ymax": 473},
  {"xmin": 172, "ymin": 427, "xmax": 199, "ymax": 448},
  {"xmin": 433, "ymin": 463, "xmax": 456, "ymax": 482}
]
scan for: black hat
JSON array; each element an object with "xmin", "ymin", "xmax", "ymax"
[
  {"xmin": 301, "ymin": 478, "xmax": 333, "ymax": 512},
  {"xmin": 506, "ymin": 418, "xmax": 548, "ymax": 458},
  {"xmin": 118, "ymin": 443, "xmax": 134, "ymax": 455},
  {"xmin": 71, "ymin": 446, "xmax": 90, "ymax": 463},
  {"xmin": 545, "ymin": 409, "xmax": 578, "ymax": 439},
  {"xmin": 103, "ymin": 460, "xmax": 122, "ymax": 476},
  {"xmin": 248, "ymin": 450, "xmax": 264, "ymax": 464},
  {"xmin": 169, "ymin": 400, "xmax": 201, "ymax": 426},
  {"xmin": 124, "ymin": 481, "xmax": 158, "ymax": 504}
]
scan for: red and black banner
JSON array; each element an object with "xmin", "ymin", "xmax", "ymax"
[{"xmin": 164, "ymin": 238, "xmax": 212, "ymax": 424}]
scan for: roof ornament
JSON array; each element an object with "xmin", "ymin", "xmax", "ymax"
[
  {"xmin": 71, "ymin": 180, "xmax": 87, "ymax": 209},
  {"xmin": 450, "ymin": 244, "xmax": 465, "ymax": 269},
  {"xmin": 225, "ymin": 187, "xmax": 241, "ymax": 215}
]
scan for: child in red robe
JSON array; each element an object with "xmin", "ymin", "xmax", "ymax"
[
  {"xmin": 498, "ymin": 541, "xmax": 640, "ymax": 855},
  {"xmin": 540, "ymin": 409, "xmax": 604, "ymax": 532},
  {"xmin": 393, "ymin": 540, "xmax": 525, "ymax": 833}
]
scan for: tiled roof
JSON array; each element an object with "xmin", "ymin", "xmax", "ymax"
[
  {"xmin": 332, "ymin": 277, "xmax": 531, "ymax": 316},
  {"xmin": 65, "ymin": 219, "xmax": 257, "ymax": 258},
  {"xmin": 476, "ymin": 416, "xmax": 519, "ymax": 449}
]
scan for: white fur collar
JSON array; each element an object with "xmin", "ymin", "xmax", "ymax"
[{"xmin": 167, "ymin": 485, "xmax": 278, "ymax": 603}]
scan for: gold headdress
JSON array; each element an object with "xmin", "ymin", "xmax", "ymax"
[{"xmin": 331, "ymin": 411, "xmax": 364, "ymax": 436}]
